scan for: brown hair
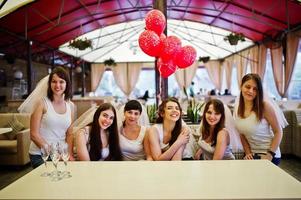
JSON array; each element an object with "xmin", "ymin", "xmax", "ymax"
[
  {"xmin": 201, "ymin": 99, "xmax": 225, "ymax": 146},
  {"xmin": 89, "ymin": 103, "xmax": 122, "ymax": 161},
  {"xmin": 238, "ymin": 73, "xmax": 263, "ymax": 120},
  {"xmin": 156, "ymin": 97, "xmax": 182, "ymax": 146},
  {"xmin": 47, "ymin": 67, "xmax": 72, "ymax": 101}
]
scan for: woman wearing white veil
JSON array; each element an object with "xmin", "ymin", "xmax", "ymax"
[
  {"xmin": 233, "ymin": 73, "xmax": 288, "ymax": 165},
  {"xmin": 21, "ymin": 67, "xmax": 75, "ymax": 168}
]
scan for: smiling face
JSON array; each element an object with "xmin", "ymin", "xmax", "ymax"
[
  {"xmin": 50, "ymin": 74, "xmax": 66, "ymax": 96},
  {"xmin": 98, "ymin": 109, "xmax": 115, "ymax": 130},
  {"xmin": 241, "ymin": 79, "xmax": 258, "ymax": 102},
  {"xmin": 205, "ymin": 104, "xmax": 222, "ymax": 127},
  {"xmin": 124, "ymin": 109, "xmax": 141, "ymax": 125},
  {"xmin": 162, "ymin": 101, "xmax": 181, "ymax": 122}
]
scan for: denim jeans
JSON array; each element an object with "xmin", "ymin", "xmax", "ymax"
[{"xmin": 29, "ymin": 154, "xmax": 44, "ymax": 169}]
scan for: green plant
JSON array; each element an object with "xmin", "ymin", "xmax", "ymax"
[
  {"xmin": 224, "ymin": 33, "xmax": 245, "ymax": 45},
  {"xmin": 147, "ymin": 104, "xmax": 157, "ymax": 124},
  {"xmin": 198, "ymin": 56, "xmax": 210, "ymax": 63},
  {"xmin": 187, "ymin": 99, "xmax": 204, "ymax": 124},
  {"xmin": 69, "ymin": 38, "xmax": 92, "ymax": 50},
  {"xmin": 104, "ymin": 58, "xmax": 116, "ymax": 66}
]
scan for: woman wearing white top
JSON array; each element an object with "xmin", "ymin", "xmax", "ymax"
[
  {"xmin": 195, "ymin": 99, "xmax": 234, "ymax": 160},
  {"xmin": 234, "ymin": 73, "xmax": 287, "ymax": 165},
  {"xmin": 76, "ymin": 103, "xmax": 122, "ymax": 161},
  {"xmin": 148, "ymin": 97, "xmax": 190, "ymax": 160},
  {"xmin": 119, "ymin": 100, "xmax": 152, "ymax": 161},
  {"xmin": 29, "ymin": 67, "xmax": 75, "ymax": 168}
]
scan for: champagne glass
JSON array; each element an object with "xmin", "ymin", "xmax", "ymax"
[
  {"xmin": 40, "ymin": 144, "xmax": 50, "ymax": 177},
  {"xmin": 61, "ymin": 142, "xmax": 72, "ymax": 178},
  {"xmin": 50, "ymin": 143, "xmax": 62, "ymax": 181}
]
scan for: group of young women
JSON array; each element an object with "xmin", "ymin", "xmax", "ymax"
[{"xmin": 24, "ymin": 67, "xmax": 286, "ymax": 168}]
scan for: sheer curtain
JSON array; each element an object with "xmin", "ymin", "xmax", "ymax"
[
  {"xmin": 204, "ymin": 60, "xmax": 223, "ymax": 92},
  {"xmin": 235, "ymin": 50, "xmax": 249, "ymax": 87},
  {"xmin": 112, "ymin": 62, "xmax": 142, "ymax": 97},
  {"xmin": 249, "ymin": 45, "xmax": 267, "ymax": 79},
  {"xmin": 284, "ymin": 32, "xmax": 300, "ymax": 95},
  {"xmin": 175, "ymin": 61, "xmax": 198, "ymax": 91},
  {"xmin": 224, "ymin": 57, "xmax": 233, "ymax": 91},
  {"xmin": 91, "ymin": 63, "xmax": 106, "ymax": 92},
  {"xmin": 271, "ymin": 46, "xmax": 285, "ymax": 96}
]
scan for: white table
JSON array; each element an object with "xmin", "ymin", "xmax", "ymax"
[
  {"xmin": 0, "ymin": 160, "xmax": 300, "ymax": 199},
  {"xmin": 0, "ymin": 128, "xmax": 12, "ymax": 134}
]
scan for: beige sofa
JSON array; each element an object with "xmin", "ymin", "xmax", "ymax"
[{"xmin": 0, "ymin": 113, "xmax": 31, "ymax": 166}]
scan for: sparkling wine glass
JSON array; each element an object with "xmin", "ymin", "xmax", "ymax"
[
  {"xmin": 61, "ymin": 142, "xmax": 72, "ymax": 178},
  {"xmin": 50, "ymin": 143, "xmax": 62, "ymax": 181},
  {"xmin": 40, "ymin": 144, "xmax": 50, "ymax": 177}
]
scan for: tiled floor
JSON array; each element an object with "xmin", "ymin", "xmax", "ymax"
[{"xmin": 0, "ymin": 157, "xmax": 300, "ymax": 190}]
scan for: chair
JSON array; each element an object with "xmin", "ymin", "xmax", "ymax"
[{"xmin": 0, "ymin": 113, "xmax": 31, "ymax": 166}]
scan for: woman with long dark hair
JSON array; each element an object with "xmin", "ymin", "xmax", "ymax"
[
  {"xmin": 195, "ymin": 99, "xmax": 234, "ymax": 160},
  {"xmin": 29, "ymin": 67, "xmax": 75, "ymax": 168},
  {"xmin": 76, "ymin": 103, "xmax": 122, "ymax": 161},
  {"xmin": 234, "ymin": 73, "xmax": 287, "ymax": 165},
  {"xmin": 147, "ymin": 97, "xmax": 190, "ymax": 160}
]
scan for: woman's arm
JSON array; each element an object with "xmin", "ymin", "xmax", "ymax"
[
  {"xmin": 75, "ymin": 128, "xmax": 90, "ymax": 161},
  {"xmin": 66, "ymin": 101, "xmax": 75, "ymax": 160},
  {"xmin": 143, "ymin": 128, "xmax": 153, "ymax": 160},
  {"xmin": 30, "ymin": 100, "xmax": 47, "ymax": 149},
  {"xmin": 262, "ymin": 101, "xmax": 283, "ymax": 160},
  {"xmin": 171, "ymin": 146, "xmax": 184, "ymax": 160},
  {"xmin": 148, "ymin": 126, "xmax": 187, "ymax": 161},
  {"xmin": 240, "ymin": 134, "xmax": 253, "ymax": 159},
  {"xmin": 212, "ymin": 129, "xmax": 229, "ymax": 160}
]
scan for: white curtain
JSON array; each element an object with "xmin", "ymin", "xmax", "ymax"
[
  {"xmin": 204, "ymin": 60, "xmax": 223, "ymax": 91},
  {"xmin": 235, "ymin": 50, "xmax": 249, "ymax": 87},
  {"xmin": 271, "ymin": 47, "xmax": 285, "ymax": 97},
  {"xmin": 91, "ymin": 63, "xmax": 106, "ymax": 92},
  {"xmin": 112, "ymin": 62, "xmax": 142, "ymax": 97},
  {"xmin": 224, "ymin": 58, "xmax": 233, "ymax": 91},
  {"xmin": 175, "ymin": 61, "xmax": 198, "ymax": 91}
]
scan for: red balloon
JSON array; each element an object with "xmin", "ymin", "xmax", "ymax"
[
  {"xmin": 145, "ymin": 9, "xmax": 166, "ymax": 36},
  {"xmin": 157, "ymin": 58, "xmax": 176, "ymax": 78},
  {"xmin": 175, "ymin": 45, "xmax": 197, "ymax": 68},
  {"xmin": 138, "ymin": 30, "xmax": 161, "ymax": 57},
  {"xmin": 160, "ymin": 36, "xmax": 182, "ymax": 62}
]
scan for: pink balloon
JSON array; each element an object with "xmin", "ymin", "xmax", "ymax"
[
  {"xmin": 175, "ymin": 45, "xmax": 197, "ymax": 68},
  {"xmin": 138, "ymin": 30, "xmax": 162, "ymax": 57},
  {"xmin": 145, "ymin": 9, "xmax": 166, "ymax": 36},
  {"xmin": 160, "ymin": 36, "xmax": 182, "ymax": 62},
  {"xmin": 157, "ymin": 57, "xmax": 176, "ymax": 78}
]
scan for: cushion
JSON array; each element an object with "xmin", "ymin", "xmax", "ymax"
[{"xmin": 4, "ymin": 115, "xmax": 25, "ymax": 140}]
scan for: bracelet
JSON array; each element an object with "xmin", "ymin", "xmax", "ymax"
[{"xmin": 267, "ymin": 150, "xmax": 276, "ymax": 158}]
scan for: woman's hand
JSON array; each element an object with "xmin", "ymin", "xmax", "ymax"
[
  {"xmin": 194, "ymin": 149, "xmax": 202, "ymax": 160},
  {"xmin": 243, "ymin": 153, "xmax": 254, "ymax": 160},
  {"xmin": 177, "ymin": 129, "xmax": 190, "ymax": 145}
]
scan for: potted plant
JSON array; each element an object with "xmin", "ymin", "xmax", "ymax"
[
  {"xmin": 198, "ymin": 56, "xmax": 210, "ymax": 63},
  {"xmin": 147, "ymin": 104, "xmax": 157, "ymax": 124},
  {"xmin": 69, "ymin": 38, "xmax": 93, "ymax": 50},
  {"xmin": 104, "ymin": 58, "xmax": 117, "ymax": 67},
  {"xmin": 224, "ymin": 33, "xmax": 245, "ymax": 45},
  {"xmin": 187, "ymin": 99, "xmax": 204, "ymax": 124}
]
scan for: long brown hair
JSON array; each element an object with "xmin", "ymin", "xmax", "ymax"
[
  {"xmin": 89, "ymin": 103, "xmax": 122, "ymax": 161},
  {"xmin": 238, "ymin": 73, "xmax": 263, "ymax": 120},
  {"xmin": 156, "ymin": 97, "xmax": 182, "ymax": 146},
  {"xmin": 201, "ymin": 99, "xmax": 225, "ymax": 146},
  {"xmin": 47, "ymin": 66, "xmax": 72, "ymax": 101}
]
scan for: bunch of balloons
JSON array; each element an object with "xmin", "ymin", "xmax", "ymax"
[{"xmin": 139, "ymin": 9, "xmax": 197, "ymax": 78}]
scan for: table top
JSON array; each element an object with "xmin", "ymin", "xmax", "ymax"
[
  {"xmin": 0, "ymin": 128, "xmax": 12, "ymax": 134},
  {"xmin": 0, "ymin": 160, "xmax": 300, "ymax": 199}
]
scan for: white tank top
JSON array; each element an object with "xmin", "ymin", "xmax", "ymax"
[
  {"xmin": 119, "ymin": 126, "xmax": 146, "ymax": 161},
  {"xmin": 29, "ymin": 97, "xmax": 72, "ymax": 155},
  {"xmin": 197, "ymin": 129, "xmax": 235, "ymax": 160},
  {"xmin": 153, "ymin": 124, "xmax": 170, "ymax": 152},
  {"xmin": 234, "ymin": 112, "xmax": 281, "ymax": 158}
]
